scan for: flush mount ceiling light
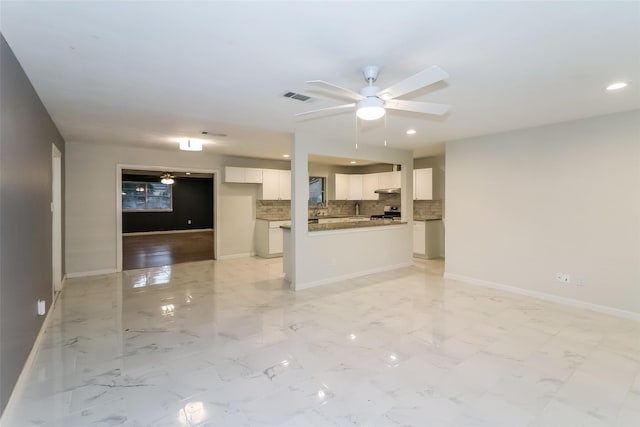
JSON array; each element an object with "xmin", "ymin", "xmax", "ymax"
[
  {"xmin": 406, "ymin": 129, "xmax": 417, "ymax": 135},
  {"xmin": 606, "ymin": 81, "xmax": 629, "ymax": 91},
  {"xmin": 179, "ymin": 139, "xmax": 203, "ymax": 151},
  {"xmin": 160, "ymin": 172, "xmax": 175, "ymax": 185}
]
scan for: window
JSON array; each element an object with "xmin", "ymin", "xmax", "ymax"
[
  {"xmin": 122, "ymin": 181, "xmax": 172, "ymax": 212},
  {"xmin": 309, "ymin": 176, "xmax": 325, "ymax": 206}
]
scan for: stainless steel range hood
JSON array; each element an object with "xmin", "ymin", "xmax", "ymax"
[{"xmin": 374, "ymin": 188, "xmax": 401, "ymax": 194}]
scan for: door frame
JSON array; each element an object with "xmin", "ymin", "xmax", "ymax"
[
  {"xmin": 52, "ymin": 144, "xmax": 63, "ymax": 293},
  {"xmin": 115, "ymin": 164, "xmax": 219, "ymax": 272}
]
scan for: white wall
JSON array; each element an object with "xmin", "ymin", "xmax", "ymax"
[
  {"xmin": 65, "ymin": 142, "xmax": 289, "ymax": 275},
  {"xmin": 290, "ymin": 133, "xmax": 414, "ymax": 289},
  {"xmin": 445, "ymin": 110, "xmax": 640, "ymax": 316}
]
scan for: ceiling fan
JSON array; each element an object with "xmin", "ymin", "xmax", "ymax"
[{"xmin": 296, "ymin": 65, "xmax": 451, "ymax": 121}]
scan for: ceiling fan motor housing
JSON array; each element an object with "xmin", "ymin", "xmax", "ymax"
[{"xmin": 360, "ymin": 85, "xmax": 380, "ymax": 97}]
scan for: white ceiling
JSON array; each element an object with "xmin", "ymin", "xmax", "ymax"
[{"xmin": 1, "ymin": 1, "xmax": 638, "ymax": 160}]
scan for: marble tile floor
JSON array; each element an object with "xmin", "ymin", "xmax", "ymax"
[{"xmin": 2, "ymin": 257, "xmax": 639, "ymax": 427}]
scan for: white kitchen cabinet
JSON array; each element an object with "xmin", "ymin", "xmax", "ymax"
[
  {"xmin": 378, "ymin": 171, "xmax": 401, "ymax": 189},
  {"xmin": 279, "ymin": 170, "xmax": 291, "ymax": 200},
  {"xmin": 413, "ymin": 168, "xmax": 433, "ymax": 200},
  {"xmin": 261, "ymin": 169, "xmax": 291, "ymax": 200},
  {"xmin": 348, "ymin": 175, "xmax": 363, "ymax": 200},
  {"xmin": 256, "ymin": 219, "xmax": 290, "ymax": 257},
  {"xmin": 362, "ymin": 173, "xmax": 379, "ymax": 200},
  {"xmin": 224, "ymin": 166, "xmax": 263, "ymax": 183},
  {"xmin": 413, "ymin": 219, "xmax": 443, "ymax": 259},
  {"xmin": 335, "ymin": 173, "xmax": 350, "ymax": 200},
  {"xmin": 335, "ymin": 174, "xmax": 363, "ymax": 200},
  {"xmin": 413, "ymin": 221, "xmax": 426, "ymax": 255}
]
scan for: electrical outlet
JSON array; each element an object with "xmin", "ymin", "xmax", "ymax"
[{"xmin": 37, "ymin": 299, "xmax": 46, "ymax": 316}]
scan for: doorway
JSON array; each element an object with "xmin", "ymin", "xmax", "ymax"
[{"xmin": 116, "ymin": 165, "xmax": 219, "ymax": 272}]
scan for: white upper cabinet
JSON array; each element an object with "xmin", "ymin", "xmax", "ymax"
[
  {"xmin": 335, "ymin": 174, "xmax": 365, "ymax": 200},
  {"xmin": 244, "ymin": 168, "xmax": 264, "ymax": 184},
  {"xmin": 413, "ymin": 168, "xmax": 433, "ymax": 200},
  {"xmin": 362, "ymin": 173, "xmax": 379, "ymax": 200},
  {"xmin": 224, "ymin": 166, "xmax": 263, "ymax": 183},
  {"xmin": 335, "ymin": 173, "xmax": 350, "ymax": 200},
  {"xmin": 348, "ymin": 175, "xmax": 363, "ymax": 200},
  {"xmin": 378, "ymin": 171, "xmax": 401, "ymax": 188},
  {"xmin": 279, "ymin": 170, "xmax": 291, "ymax": 200},
  {"xmin": 261, "ymin": 169, "xmax": 291, "ymax": 200}
]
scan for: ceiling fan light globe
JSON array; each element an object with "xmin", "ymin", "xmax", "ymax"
[
  {"xmin": 357, "ymin": 106, "xmax": 385, "ymax": 120},
  {"xmin": 356, "ymin": 97, "xmax": 385, "ymax": 120}
]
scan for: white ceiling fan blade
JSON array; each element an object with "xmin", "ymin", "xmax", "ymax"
[
  {"xmin": 306, "ymin": 80, "xmax": 365, "ymax": 101},
  {"xmin": 384, "ymin": 99, "xmax": 451, "ymax": 116},
  {"xmin": 295, "ymin": 103, "xmax": 356, "ymax": 117},
  {"xmin": 377, "ymin": 65, "xmax": 449, "ymax": 100}
]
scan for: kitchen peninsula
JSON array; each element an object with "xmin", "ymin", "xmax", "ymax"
[{"xmin": 286, "ymin": 132, "xmax": 414, "ymax": 291}]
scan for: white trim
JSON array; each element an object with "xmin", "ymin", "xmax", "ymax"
[
  {"xmin": 66, "ymin": 268, "xmax": 117, "ymax": 279},
  {"xmin": 123, "ymin": 228, "xmax": 213, "ymax": 236},
  {"xmin": 116, "ymin": 164, "xmax": 220, "ymax": 272},
  {"xmin": 443, "ymin": 272, "xmax": 640, "ymax": 322},
  {"xmin": 1, "ymin": 292, "xmax": 60, "ymax": 422},
  {"xmin": 51, "ymin": 144, "xmax": 63, "ymax": 293},
  {"xmin": 294, "ymin": 262, "xmax": 413, "ymax": 290},
  {"xmin": 218, "ymin": 252, "xmax": 256, "ymax": 260}
]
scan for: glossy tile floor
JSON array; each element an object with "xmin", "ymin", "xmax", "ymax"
[{"xmin": 2, "ymin": 257, "xmax": 639, "ymax": 426}]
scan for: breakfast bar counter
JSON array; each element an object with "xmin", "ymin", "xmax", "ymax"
[{"xmin": 281, "ymin": 219, "xmax": 406, "ymax": 232}]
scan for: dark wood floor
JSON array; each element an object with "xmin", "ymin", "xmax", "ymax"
[{"xmin": 122, "ymin": 230, "xmax": 214, "ymax": 270}]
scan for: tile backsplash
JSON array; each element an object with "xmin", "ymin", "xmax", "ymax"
[
  {"xmin": 257, "ymin": 196, "xmax": 442, "ymax": 220},
  {"xmin": 414, "ymin": 200, "xmax": 442, "ymax": 220},
  {"xmin": 256, "ymin": 200, "xmax": 290, "ymax": 219}
]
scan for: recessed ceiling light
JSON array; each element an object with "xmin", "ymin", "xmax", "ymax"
[
  {"xmin": 606, "ymin": 82, "xmax": 629, "ymax": 91},
  {"xmin": 185, "ymin": 172, "xmax": 191, "ymax": 175},
  {"xmin": 282, "ymin": 154, "xmax": 290, "ymax": 158},
  {"xmin": 406, "ymin": 129, "xmax": 417, "ymax": 135},
  {"xmin": 350, "ymin": 161, "xmax": 357, "ymax": 164}
]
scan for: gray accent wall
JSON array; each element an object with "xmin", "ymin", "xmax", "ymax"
[{"xmin": 0, "ymin": 34, "xmax": 65, "ymax": 414}]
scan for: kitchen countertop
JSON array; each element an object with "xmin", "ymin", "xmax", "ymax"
[
  {"xmin": 414, "ymin": 217, "xmax": 443, "ymax": 221},
  {"xmin": 308, "ymin": 215, "xmax": 369, "ymax": 219},
  {"xmin": 256, "ymin": 217, "xmax": 291, "ymax": 221},
  {"xmin": 281, "ymin": 220, "xmax": 406, "ymax": 232}
]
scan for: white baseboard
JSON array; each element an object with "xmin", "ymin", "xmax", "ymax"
[
  {"xmin": 66, "ymin": 268, "xmax": 117, "ymax": 279},
  {"xmin": 1, "ymin": 292, "xmax": 59, "ymax": 422},
  {"xmin": 218, "ymin": 252, "xmax": 256, "ymax": 260},
  {"xmin": 294, "ymin": 262, "xmax": 414, "ymax": 291},
  {"xmin": 123, "ymin": 228, "xmax": 213, "ymax": 236},
  {"xmin": 443, "ymin": 272, "xmax": 640, "ymax": 322}
]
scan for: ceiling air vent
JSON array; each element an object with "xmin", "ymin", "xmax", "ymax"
[{"xmin": 283, "ymin": 91, "xmax": 312, "ymax": 102}]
